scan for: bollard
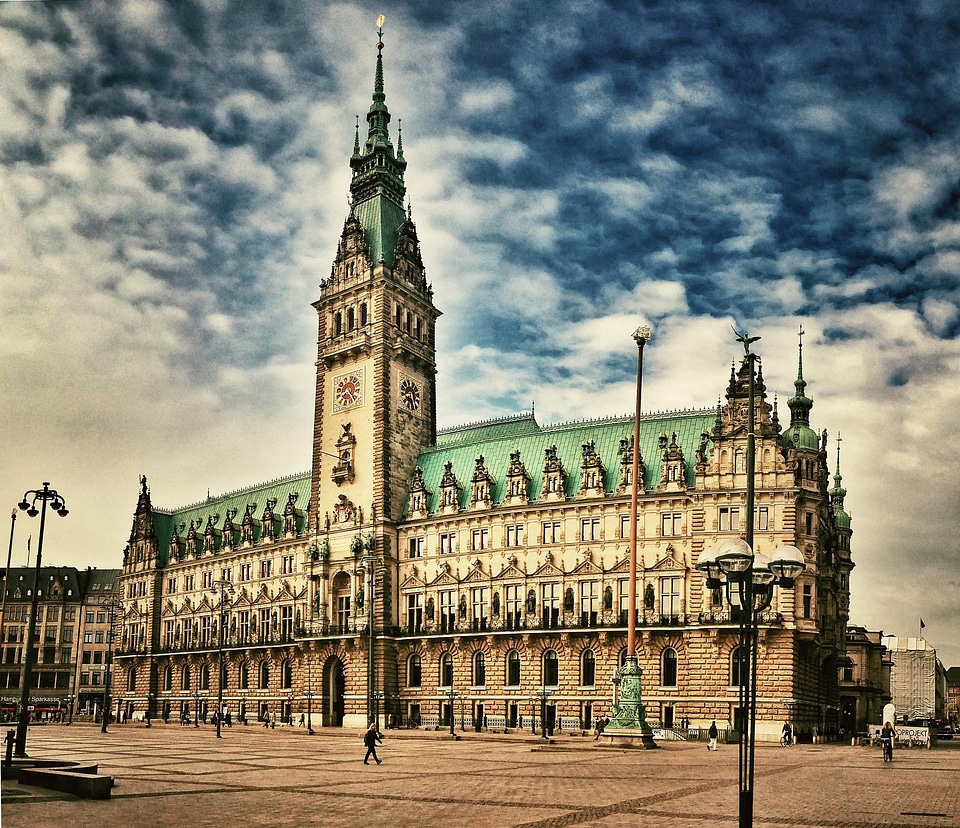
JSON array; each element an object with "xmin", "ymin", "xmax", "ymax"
[{"xmin": 4, "ymin": 730, "xmax": 15, "ymax": 767}]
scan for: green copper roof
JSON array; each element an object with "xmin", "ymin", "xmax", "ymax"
[
  {"xmin": 352, "ymin": 197, "xmax": 406, "ymax": 266},
  {"xmin": 152, "ymin": 471, "xmax": 311, "ymax": 563},
  {"xmin": 412, "ymin": 410, "xmax": 716, "ymax": 514},
  {"xmin": 782, "ymin": 423, "xmax": 819, "ymax": 451}
]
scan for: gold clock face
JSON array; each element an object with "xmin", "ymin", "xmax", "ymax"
[
  {"xmin": 399, "ymin": 376, "xmax": 422, "ymax": 412},
  {"xmin": 333, "ymin": 370, "xmax": 363, "ymax": 412}
]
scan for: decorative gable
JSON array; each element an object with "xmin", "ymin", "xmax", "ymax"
[
  {"xmin": 470, "ymin": 455, "xmax": 494, "ymax": 510},
  {"xmin": 260, "ymin": 499, "xmax": 278, "ymax": 542},
  {"xmin": 617, "ymin": 435, "xmax": 647, "ymax": 494},
  {"xmin": 407, "ymin": 466, "xmax": 431, "ymax": 517},
  {"xmin": 203, "ymin": 514, "xmax": 220, "ymax": 555},
  {"xmin": 578, "ymin": 440, "xmax": 606, "ymax": 499},
  {"xmin": 437, "ymin": 460, "xmax": 462, "ymax": 515},
  {"xmin": 503, "ymin": 449, "xmax": 531, "ymax": 506},
  {"xmin": 657, "ymin": 432, "xmax": 688, "ymax": 493},
  {"xmin": 540, "ymin": 444, "xmax": 567, "ymax": 502}
]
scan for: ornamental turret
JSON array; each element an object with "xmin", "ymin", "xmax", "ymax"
[{"xmin": 782, "ymin": 324, "xmax": 819, "ymax": 451}]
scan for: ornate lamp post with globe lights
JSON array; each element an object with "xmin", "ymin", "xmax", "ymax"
[
  {"xmin": 14, "ymin": 483, "xmax": 68, "ymax": 757},
  {"xmin": 695, "ymin": 331, "xmax": 806, "ymax": 828}
]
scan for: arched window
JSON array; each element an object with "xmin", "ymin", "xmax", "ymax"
[
  {"xmin": 335, "ymin": 311, "xmax": 343, "ymax": 336},
  {"xmin": 181, "ymin": 664, "xmax": 191, "ymax": 691},
  {"xmin": 581, "ymin": 649, "xmax": 596, "ymax": 686},
  {"xmin": 618, "ymin": 648, "xmax": 628, "ymax": 668},
  {"xmin": 127, "ymin": 666, "xmax": 137, "ymax": 693},
  {"xmin": 162, "ymin": 665, "xmax": 172, "ymax": 692},
  {"xmin": 200, "ymin": 663, "xmax": 210, "ymax": 691},
  {"xmin": 440, "ymin": 652, "xmax": 454, "ymax": 687},
  {"xmin": 506, "ymin": 651, "xmax": 521, "ymax": 686},
  {"xmin": 661, "ymin": 647, "xmax": 678, "ymax": 687},
  {"xmin": 408, "ymin": 653, "xmax": 422, "ymax": 688},
  {"xmin": 347, "ymin": 307, "xmax": 355, "ymax": 331},
  {"xmin": 360, "ymin": 303, "xmax": 368, "ymax": 326},
  {"xmin": 542, "ymin": 650, "xmax": 559, "ymax": 687},
  {"xmin": 259, "ymin": 660, "xmax": 270, "ymax": 690},
  {"xmin": 238, "ymin": 661, "xmax": 249, "ymax": 690},
  {"xmin": 281, "ymin": 659, "xmax": 293, "ymax": 689},
  {"xmin": 731, "ymin": 647, "xmax": 749, "ymax": 686},
  {"xmin": 734, "ymin": 448, "xmax": 745, "ymax": 473},
  {"xmin": 473, "ymin": 651, "xmax": 486, "ymax": 687}
]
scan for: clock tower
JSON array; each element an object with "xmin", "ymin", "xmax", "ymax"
[{"xmin": 310, "ymin": 22, "xmax": 439, "ymax": 630}]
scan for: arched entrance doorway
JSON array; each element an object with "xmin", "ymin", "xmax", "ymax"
[{"xmin": 322, "ymin": 655, "xmax": 346, "ymax": 727}]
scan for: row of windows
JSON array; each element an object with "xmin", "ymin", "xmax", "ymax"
[
  {"xmin": 131, "ymin": 659, "xmax": 296, "ymax": 693},
  {"xmin": 407, "ymin": 508, "xmax": 773, "ymax": 557},
  {"xmin": 160, "ymin": 606, "xmax": 297, "ymax": 647},
  {"xmin": 404, "ymin": 577, "xmax": 687, "ymax": 630},
  {"xmin": 406, "ymin": 646, "xmax": 752, "ymax": 690},
  {"xmin": 330, "ymin": 300, "xmax": 429, "ymax": 342},
  {"xmin": 4, "ymin": 625, "xmax": 76, "ymax": 645},
  {"xmin": 164, "ymin": 556, "xmax": 296, "ymax": 595}
]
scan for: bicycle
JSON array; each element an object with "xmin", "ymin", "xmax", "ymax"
[
  {"xmin": 780, "ymin": 733, "xmax": 793, "ymax": 747},
  {"xmin": 881, "ymin": 737, "xmax": 893, "ymax": 762}
]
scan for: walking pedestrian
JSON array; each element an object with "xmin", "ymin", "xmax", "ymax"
[
  {"xmin": 363, "ymin": 722, "xmax": 383, "ymax": 765},
  {"xmin": 708, "ymin": 720, "xmax": 719, "ymax": 751},
  {"xmin": 299, "ymin": 713, "xmax": 305, "ymax": 728}
]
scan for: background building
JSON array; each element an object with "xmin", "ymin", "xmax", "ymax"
[
  {"xmin": 839, "ymin": 626, "xmax": 891, "ymax": 734},
  {"xmin": 0, "ymin": 566, "xmax": 119, "ymax": 722},
  {"xmin": 113, "ymin": 30, "xmax": 858, "ymax": 741},
  {"xmin": 882, "ymin": 635, "xmax": 947, "ymax": 723}
]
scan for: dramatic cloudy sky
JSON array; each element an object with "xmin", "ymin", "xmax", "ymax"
[{"xmin": 2, "ymin": 1, "xmax": 958, "ymax": 666}]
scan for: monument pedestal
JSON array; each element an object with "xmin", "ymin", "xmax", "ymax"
[
  {"xmin": 602, "ymin": 656, "xmax": 659, "ymax": 749},
  {"xmin": 601, "ymin": 728, "xmax": 658, "ymax": 749}
]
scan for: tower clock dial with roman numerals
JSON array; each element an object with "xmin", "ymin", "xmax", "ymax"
[
  {"xmin": 333, "ymin": 370, "xmax": 364, "ymax": 413},
  {"xmin": 399, "ymin": 374, "xmax": 422, "ymax": 413}
]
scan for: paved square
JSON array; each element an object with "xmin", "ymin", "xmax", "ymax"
[{"xmin": 2, "ymin": 725, "xmax": 958, "ymax": 827}]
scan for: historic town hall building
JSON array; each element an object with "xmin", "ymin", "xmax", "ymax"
[{"xmin": 114, "ymin": 30, "xmax": 856, "ymax": 740}]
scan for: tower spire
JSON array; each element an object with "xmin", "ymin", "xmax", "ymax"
[
  {"xmin": 787, "ymin": 323, "xmax": 813, "ymax": 427},
  {"xmin": 346, "ymin": 14, "xmax": 409, "ymax": 267},
  {"xmin": 781, "ymin": 323, "xmax": 818, "ymax": 450},
  {"xmin": 830, "ymin": 432, "xmax": 850, "ymax": 526}
]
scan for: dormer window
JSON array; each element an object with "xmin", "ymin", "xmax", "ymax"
[
  {"xmin": 578, "ymin": 440, "xmax": 605, "ymax": 498},
  {"xmin": 541, "ymin": 444, "xmax": 567, "ymax": 501},
  {"xmin": 504, "ymin": 449, "xmax": 530, "ymax": 504},
  {"xmin": 471, "ymin": 456, "xmax": 494, "ymax": 508}
]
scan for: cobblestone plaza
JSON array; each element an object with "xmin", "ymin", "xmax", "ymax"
[{"xmin": 3, "ymin": 725, "xmax": 958, "ymax": 827}]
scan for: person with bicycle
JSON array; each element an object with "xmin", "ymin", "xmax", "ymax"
[
  {"xmin": 781, "ymin": 721, "xmax": 793, "ymax": 746},
  {"xmin": 880, "ymin": 721, "xmax": 895, "ymax": 762}
]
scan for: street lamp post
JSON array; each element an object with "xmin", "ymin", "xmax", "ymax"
[
  {"xmin": 606, "ymin": 327, "xmax": 655, "ymax": 745},
  {"xmin": 194, "ymin": 691, "xmax": 199, "ymax": 728},
  {"xmin": 695, "ymin": 332, "xmax": 806, "ymax": 828},
  {"xmin": 0, "ymin": 508, "xmax": 17, "ymax": 645},
  {"xmin": 359, "ymin": 555, "xmax": 378, "ymax": 728},
  {"xmin": 100, "ymin": 596, "xmax": 121, "ymax": 734},
  {"xmin": 14, "ymin": 483, "xmax": 68, "ymax": 757},
  {"xmin": 447, "ymin": 686, "xmax": 457, "ymax": 737},
  {"xmin": 536, "ymin": 687, "xmax": 553, "ymax": 739},
  {"xmin": 211, "ymin": 579, "xmax": 235, "ymax": 738}
]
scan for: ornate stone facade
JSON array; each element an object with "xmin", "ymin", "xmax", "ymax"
[{"xmin": 112, "ymin": 27, "xmax": 858, "ymax": 740}]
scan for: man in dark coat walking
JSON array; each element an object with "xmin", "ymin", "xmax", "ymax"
[{"xmin": 363, "ymin": 722, "xmax": 382, "ymax": 765}]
